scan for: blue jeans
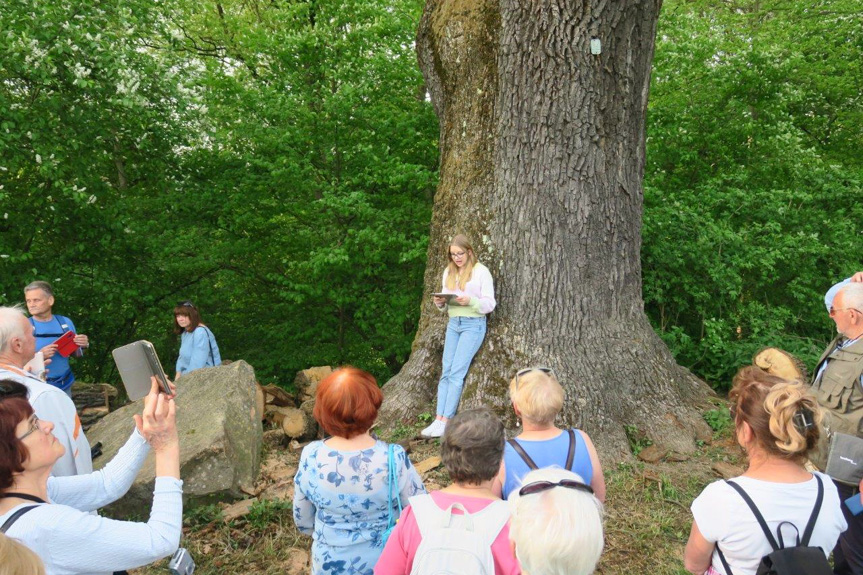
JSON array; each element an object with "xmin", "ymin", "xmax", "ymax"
[{"xmin": 437, "ymin": 316, "xmax": 487, "ymax": 418}]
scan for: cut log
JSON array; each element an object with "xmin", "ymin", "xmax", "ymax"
[
  {"xmin": 299, "ymin": 398, "xmax": 321, "ymax": 439},
  {"xmin": 261, "ymin": 384, "xmax": 294, "ymax": 407},
  {"xmin": 752, "ymin": 347, "xmax": 807, "ymax": 382},
  {"xmin": 294, "ymin": 366, "xmax": 333, "ymax": 402},
  {"xmin": 255, "ymin": 384, "xmax": 266, "ymax": 421},
  {"xmin": 281, "ymin": 407, "xmax": 313, "ymax": 439},
  {"xmin": 414, "ymin": 456, "xmax": 442, "ymax": 476},
  {"xmin": 266, "ymin": 406, "xmax": 295, "ymax": 427}
]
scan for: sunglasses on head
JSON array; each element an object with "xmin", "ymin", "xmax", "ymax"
[
  {"xmin": 514, "ymin": 366, "xmax": 556, "ymax": 389},
  {"xmin": 518, "ymin": 479, "xmax": 594, "ymax": 497},
  {"xmin": 178, "ymin": 301, "xmax": 195, "ymax": 308}
]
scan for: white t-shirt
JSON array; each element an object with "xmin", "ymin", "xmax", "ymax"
[
  {"xmin": 691, "ymin": 473, "xmax": 847, "ymax": 575},
  {"xmin": 0, "ymin": 366, "xmax": 92, "ymax": 477}
]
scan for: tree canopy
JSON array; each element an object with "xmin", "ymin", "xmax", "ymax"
[{"xmin": 1, "ymin": 0, "xmax": 860, "ymax": 391}]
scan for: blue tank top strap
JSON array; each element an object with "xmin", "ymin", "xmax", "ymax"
[{"xmin": 502, "ymin": 428, "xmax": 593, "ymax": 498}]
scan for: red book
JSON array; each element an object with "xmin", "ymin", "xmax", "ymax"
[{"xmin": 54, "ymin": 330, "xmax": 80, "ymax": 358}]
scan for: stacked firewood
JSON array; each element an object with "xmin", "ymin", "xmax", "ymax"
[
  {"xmin": 259, "ymin": 366, "xmax": 331, "ymax": 441},
  {"xmin": 71, "ymin": 383, "xmax": 118, "ymax": 430}
]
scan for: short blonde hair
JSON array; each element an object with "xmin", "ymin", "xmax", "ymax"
[
  {"xmin": 509, "ymin": 468, "xmax": 604, "ymax": 575},
  {"xmin": 0, "ymin": 533, "xmax": 45, "ymax": 575},
  {"xmin": 509, "ymin": 369, "xmax": 564, "ymax": 425}
]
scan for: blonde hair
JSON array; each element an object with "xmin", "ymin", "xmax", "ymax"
[
  {"xmin": 730, "ymin": 366, "xmax": 822, "ymax": 460},
  {"xmin": 0, "ymin": 534, "xmax": 45, "ymax": 575},
  {"xmin": 509, "ymin": 369, "xmax": 565, "ymax": 426},
  {"xmin": 444, "ymin": 235, "xmax": 478, "ymax": 291},
  {"xmin": 509, "ymin": 468, "xmax": 604, "ymax": 575}
]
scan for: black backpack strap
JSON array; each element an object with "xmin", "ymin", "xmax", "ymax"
[
  {"xmin": 564, "ymin": 429, "xmax": 576, "ymax": 471},
  {"xmin": 715, "ymin": 546, "xmax": 734, "ymax": 575},
  {"xmin": 507, "ymin": 439, "xmax": 539, "ymax": 470},
  {"xmin": 725, "ymin": 480, "xmax": 780, "ymax": 551},
  {"xmin": 1, "ymin": 505, "xmax": 39, "ymax": 533},
  {"xmin": 800, "ymin": 474, "xmax": 824, "ymax": 546}
]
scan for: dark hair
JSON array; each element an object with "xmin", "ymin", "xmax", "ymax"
[
  {"xmin": 440, "ymin": 408, "xmax": 505, "ymax": 485},
  {"xmin": 0, "ymin": 381, "xmax": 34, "ymax": 490},
  {"xmin": 173, "ymin": 301, "xmax": 202, "ymax": 334},
  {"xmin": 313, "ymin": 367, "xmax": 383, "ymax": 439},
  {"xmin": 23, "ymin": 281, "xmax": 54, "ymax": 298},
  {"xmin": 730, "ymin": 366, "xmax": 822, "ymax": 461}
]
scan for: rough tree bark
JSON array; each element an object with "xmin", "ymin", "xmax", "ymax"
[{"xmin": 380, "ymin": 0, "xmax": 713, "ymax": 455}]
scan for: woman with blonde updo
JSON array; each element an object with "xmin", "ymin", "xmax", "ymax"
[{"xmin": 684, "ymin": 366, "xmax": 847, "ymax": 575}]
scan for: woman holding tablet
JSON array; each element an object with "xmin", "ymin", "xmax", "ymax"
[
  {"xmin": 0, "ymin": 377, "xmax": 182, "ymax": 574},
  {"xmin": 422, "ymin": 235, "xmax": 495, "ymax": 438}
]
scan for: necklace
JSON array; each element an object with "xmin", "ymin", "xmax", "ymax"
[{"xmin": 0, "ymin": 493, "xmax": 46, "ymax": 503}]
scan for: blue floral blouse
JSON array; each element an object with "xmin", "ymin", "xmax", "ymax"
[{"xmin": 293, "ymin": 439, "xmax": 427, "ymax": 575}]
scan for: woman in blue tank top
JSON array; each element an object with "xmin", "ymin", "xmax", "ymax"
[{"xmin": 500, "ymin": 367, "xmax": 606, "ymax": 501}]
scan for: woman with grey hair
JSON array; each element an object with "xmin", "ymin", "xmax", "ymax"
[
  {"xmin": 375, "ymin": 408, "xmax": 519, "ymax": 575},
  {"xmin": 508, "ymin": 468, "xmax": 604, "ymax": 575}
]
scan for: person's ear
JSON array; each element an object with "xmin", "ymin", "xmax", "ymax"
[
  {"xmin": 48, "ymin": 295, "xmax": 55, "ymax": 308},
  {"xmin": 737, "ymin": 420, "xmax": 754, "ymax": 447}
]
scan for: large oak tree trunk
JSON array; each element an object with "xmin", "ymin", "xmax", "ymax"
[{"xmin": 381, "ymin": 0, "xmax": 713, "ymax": 455}]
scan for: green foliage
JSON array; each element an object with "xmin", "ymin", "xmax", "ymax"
[
  {"xmin": 2, "ymin": 0, "xmax": 860, "ymax": 398},
  {"xmin": 385, "ymin": 421, "xmax": 416, "ymax": 441},
  {"xmin": 703, "ymin": 408, "xmax": 732, "ymax": 435},
  {"xmin": 245, "ymin": 499, "xmax": 293, "ymax": 531},
  {"xmin": 184, "ymin": 503, "xmax": 224, "ymax": 529},
  {"xmin": 624, "ymin": 424, "xmax": 653, "ymax": 456},
  {"xmin": 643, "ymin": 0, "xmax": 863, "ymax": 389},
  {"xmin": 0, "ymin": 0, "xmax": 436, "ymax": 388}
]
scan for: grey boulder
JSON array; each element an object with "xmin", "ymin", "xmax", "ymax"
[{"xmin": 87, "ymin": 360, "xmax": 263, "ymax": 517}]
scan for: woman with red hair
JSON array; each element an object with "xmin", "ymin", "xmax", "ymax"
[{"xmin": 293, "ymin": 367, "xmax": 426, "ymax": 575}]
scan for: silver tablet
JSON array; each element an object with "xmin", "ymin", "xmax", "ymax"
[{"xmin": 112, "ymin": 340, "xmax": 170, "ymax": 400}]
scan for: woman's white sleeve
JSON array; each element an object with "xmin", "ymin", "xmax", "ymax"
[
  {"xmin": 474, "ymin": 266, "xmax": 496, "ymax": 314},
  {"xmin": 47, "ymin": 428, "xmax": 150, "ymax": 511},
  {"xmin": 39, "ymin": 477, "xmax": 182, "ymax": 572}
]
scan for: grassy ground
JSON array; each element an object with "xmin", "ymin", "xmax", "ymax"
[{"xmin": 131, "ymin": 406, "xmax": 741, "ymax": 575}]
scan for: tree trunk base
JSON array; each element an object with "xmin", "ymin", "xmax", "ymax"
[{"xmin": 381, "ymin": 314, "xmax": 714, "ymax": 457}]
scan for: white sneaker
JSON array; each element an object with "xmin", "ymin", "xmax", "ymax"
[
  {"xmin": 420, "ymin": 420, "xmax": 440, "ymax": 437},
  {"xmin": 428, "ymin": 420, "xmax": 446, "ymax": 438}
]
